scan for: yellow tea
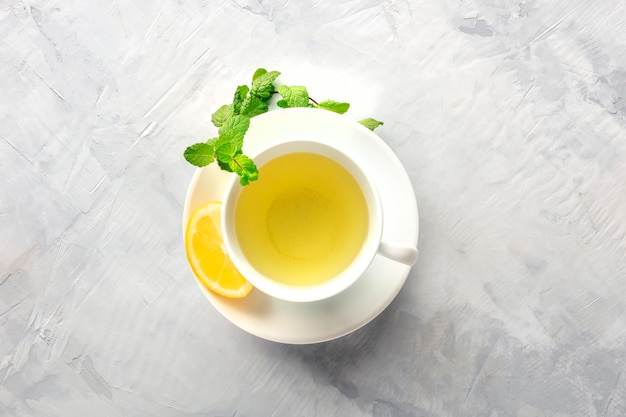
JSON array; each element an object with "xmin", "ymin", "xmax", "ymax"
[{"xmin": 234, "ymin": 152, "xmax": 368, "ymax": 286}]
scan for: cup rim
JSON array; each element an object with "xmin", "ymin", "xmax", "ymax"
[{"xmin": 222, "ymin": 139, "xmax": 383, "ymax": 302}]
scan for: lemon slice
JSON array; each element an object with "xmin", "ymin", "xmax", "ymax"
[{"xmin": 185, "ymin": 201, "xmax": 253, "ymax": 298}]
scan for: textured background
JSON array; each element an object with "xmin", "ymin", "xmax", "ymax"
[{"xmin": 2, "ymin": 0, "xmax": 626, "ymax": 416}]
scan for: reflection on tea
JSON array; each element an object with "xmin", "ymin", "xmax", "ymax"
[{"xmin": 234, "ymin": 152, "xmax": 368, "ymax": 286}]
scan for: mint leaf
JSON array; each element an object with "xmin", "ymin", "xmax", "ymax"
[
  {"xmin": 251, "ymin": 70, "xmax": 280, "ymax": 100},
  {"xmin": 277, "ymin": 85, "xmax": 311, "ymax": 108},
  {"xmin": 211, "ymin": 104, "xmax": 233, "ymax": 127},
  {"xmin": 317, "ymin": 100, "xmax": 350, "ymax": 114},
  {"xmin": 241, "ymin": 94, "xmax": 269, "ymax": 118},
  {"xmin": 232, "ymin": 85, "xmax": 250, "ymax": 114},
  {"xmin": 229, "ymin": 153, "xmax": 258, "ymax": 185},
  {"xmin": 359, "ymin": 118, "xmax": 384, "ymax": 131},
  {"xmin": 215, "ymin": 141, "xmax": 238, "ymax": 164},
  {"xmin": 184, "ymin": 141, "xmax": 216, "ymax": 167},
  {"xmin": 218, "ymin": 115, "xmax": 250, "ymax": 149},
  {"xmin": 252, "ymin": 68, "xmax": 267, "ymax": 81},
  {"xmin": 217, "ymin": 159, "xmax": 233, "ymax": 172}
]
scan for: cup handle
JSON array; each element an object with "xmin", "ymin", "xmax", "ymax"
[{"xmin": 378, "ymin": 241, "xmax": 418, "ymax": 266}]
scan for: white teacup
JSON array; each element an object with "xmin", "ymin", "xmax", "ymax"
[{"xmin": 222, "ymin": 139, "xmax": 418, "ymax": 303}]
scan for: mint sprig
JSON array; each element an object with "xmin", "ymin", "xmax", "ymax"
[{"xmin": 184, "ymin": 68, "xmax": 383, "ymax": 185}]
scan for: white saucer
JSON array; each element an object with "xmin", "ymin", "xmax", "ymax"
[{"xmin": 183, "ymin": 108, "xmax": 419, "ymax": 344}]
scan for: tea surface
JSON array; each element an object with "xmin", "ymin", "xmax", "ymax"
[{"xmin": 234, "ymin": 152, "xmax": 368, "ymax": 285}]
